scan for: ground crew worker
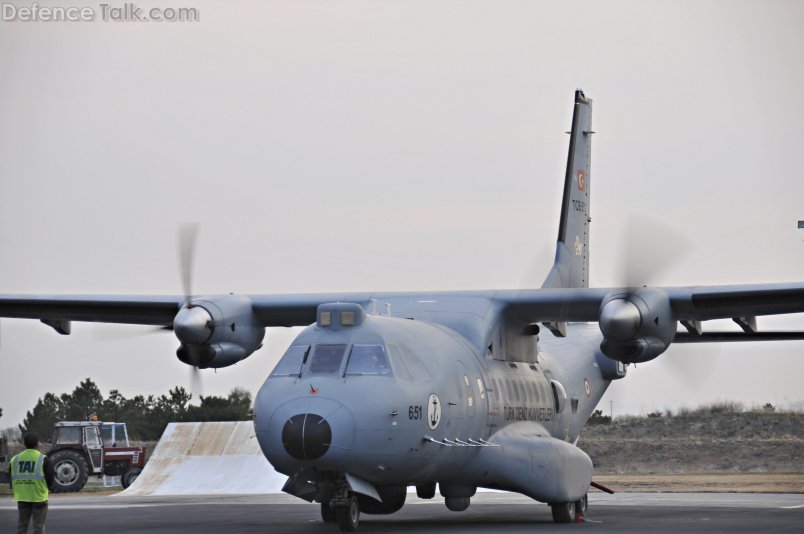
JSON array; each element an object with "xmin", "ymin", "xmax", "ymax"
[{"xmin": 9, "ymin": 432, "xmax": 54, "ymax": 534}]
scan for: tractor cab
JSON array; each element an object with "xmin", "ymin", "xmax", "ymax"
[{"xmin": 48, "ymin": 420, "xmax": 146, "ymax": 492}]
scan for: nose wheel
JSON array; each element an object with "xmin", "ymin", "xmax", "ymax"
[
  {"xmin": 321, "ymin": 502, "xmax": 337, "ymax": 523},
  {"xmin": 335, "ymin": 494, "xmax": 360, "ymax": 532}
]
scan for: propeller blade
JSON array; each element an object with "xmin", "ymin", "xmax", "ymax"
[
  {"xmin": 178, "ymin": 223, "xmax": 200, "ymax": 305},
  {"xmin": 190, "ymin": 366, "xmax": 203, "ymax": 398},
  {"xmin": 663, "ymin": 343, "xmax": 722, "ymax": 392},
  {"xmin": 618, "ymin": 214, "xmax": 694, "ymax": 288}
]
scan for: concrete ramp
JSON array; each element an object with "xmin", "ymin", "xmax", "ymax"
[{"xmin": 121, "ymin": 421, "xmax": 287, "ymax": 496}]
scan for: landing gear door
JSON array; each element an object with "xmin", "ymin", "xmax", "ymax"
[{"xmin": 83, "ymin": 426, "xmax": 104, "ymax": 474}]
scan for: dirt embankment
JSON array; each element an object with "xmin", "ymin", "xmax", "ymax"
[{"xmin": 578, "ymin": 411, "xmax": 804, "ymax": 474}]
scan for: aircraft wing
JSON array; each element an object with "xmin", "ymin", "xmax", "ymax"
[
  {"xmin": 497, "ymin": 282, "xmax": 804, "ymax": 320},
  {"xmin": 0, "ymin": 282, "xmax": 802, "ymax": 336},
  {"xmin": 494, "ymin": 282, "xmax": 804, "ymax": 349},
  {"xmin": 0, "ymin": 295, "xmax": 185, "ymax": 328},
  {"xmin": 664, "ymin": 283, "xmax": 804, "ymax": 321},
  {"xmin": 0, "ymin": 293, "xmax": 375, "ymax": 331}
]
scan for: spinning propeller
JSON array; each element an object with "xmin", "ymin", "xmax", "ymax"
[
  {"xmin": 174, "ymin": 222, "xmax": 205, "ymax": 396},
  {"xmin": 598, "ymin": 214, "xmax": 696, "ymax": 364}
]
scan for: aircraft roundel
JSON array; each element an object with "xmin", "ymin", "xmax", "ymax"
[
  {"xmin": 427, "ymin": 393, "xmax": 441, "ymax": 430},
  {"xmin": 577, "ymin": 170, "xmax": 586, "ymax": 192},
  {"xmin": 584, "ymin": 378, "xmax": 591, "ymax": 397}
]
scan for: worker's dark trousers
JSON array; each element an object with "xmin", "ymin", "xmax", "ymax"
[{"xmin": 17, "ymin": 501, "xmax": 48, "ymax": 534}]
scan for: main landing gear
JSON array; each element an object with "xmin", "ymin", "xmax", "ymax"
[{"xmin": 550, "ymin": 493, "xmax": 588, "ymax": 523}]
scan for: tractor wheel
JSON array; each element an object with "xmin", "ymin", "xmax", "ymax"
[
  {"xmin": 50, "ymin": 450, "xmax": 89, "ymax": 493},
  {"xmin": 121, "ymin": 467, "xmax": 142, "ymax": 489}
]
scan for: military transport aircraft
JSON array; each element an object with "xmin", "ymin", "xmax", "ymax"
[{"xmin": 2, "ymin": 90, "xmax": 803, "ymax": 531}]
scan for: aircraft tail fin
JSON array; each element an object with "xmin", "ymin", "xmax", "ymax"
[{"xmin": 542, "ymin": 89, "xmax": 593, "ymax": 289}]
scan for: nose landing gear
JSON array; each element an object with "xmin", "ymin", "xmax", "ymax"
[
  {"xmin": 336, "ymin": 495, "xmax": 360, "ymax": 532},
  {"xmin": 322, "ymin": 487, "xmax": 360, "ymax": 532}
]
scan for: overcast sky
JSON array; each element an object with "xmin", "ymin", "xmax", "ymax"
[{"xmin": 1, "ymin": 0, "xmax": 803, "ymax": 429}]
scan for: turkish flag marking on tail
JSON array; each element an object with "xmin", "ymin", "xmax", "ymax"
[{"xmin": 576, "ymin": 170, "xmax": 586, "ymax": 192}]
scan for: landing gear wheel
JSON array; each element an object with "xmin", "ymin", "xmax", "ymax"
[
  {"xmin": 575, "ymin": 494, "xmax": 588, "ymax": 516},
  {"xmin": 416, "ymin": 482, "xmax": 436, "ymax": 500},
  {"xmin": 121, "ymin": 467, "xmax": 142, "ymax": 489},
  {"xmin": 49, "ymin": 450, "xmax": 89, "ymax": 493},
  {"xmin": 336, "ymin": 494, "xmax": 360, "ymax": 532},
  {"xmin": 551, "ymin": 501, "xmax": 576, "ymax": 523},
  {"xmin": 321, "ymin": 502, "xmax": 337, "ymax": 523},
  {"xmin": 358, "ymin": 486, "xmax": 406, "ymax": 514}
]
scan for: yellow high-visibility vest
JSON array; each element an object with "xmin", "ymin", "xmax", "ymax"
[{"xmin": 11, "ymin": 449, "xmax": 48, "ymax": 502}]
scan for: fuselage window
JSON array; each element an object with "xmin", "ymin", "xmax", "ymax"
[
  {"xmin": 464, "ymin": 375, "xmax": 474, "ymax": 407},
  {"xmin": 476, "ymin": 378, "xmax": 486, "ymax": 400},
  {"xmin": 511, "ymin": 380, "xmax": 519, "ymax": 402},
  {"xmin": 270, "ymin": 345, "xmax": 310, "ymax": 377},
  {"xmin": 519, "ymin": 381, "xmax": 527, "ymax": 403},
  {"xmin": 307, "ymin": 344, "xmax": 347, "ymax": 374},
  {"xmin": 345, "ymin": 344, "xmax": 392, "ymax": 376}
]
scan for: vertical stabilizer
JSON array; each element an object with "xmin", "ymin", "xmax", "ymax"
[{"xmin": 542, "ymin": 90, "xmax": 593, "ymax": 289}]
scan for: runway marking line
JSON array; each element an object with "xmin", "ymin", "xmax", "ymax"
[{"xmin": 781, "ymin": 504, "xmax": 804, "ymax": 509}]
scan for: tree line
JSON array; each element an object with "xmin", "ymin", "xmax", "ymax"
[{"xmin": 19, "ymin": 378, "xmax": 252, "ymax": 441}]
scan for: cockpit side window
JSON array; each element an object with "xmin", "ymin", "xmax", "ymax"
[
  {"xmin": 345, "ymin": 345, "xmax": 392, "ymax": 376},
  {"xmin": 386, "ymin": 344, "xmax": 432, "ymax": 381},
  {"xmin": 270, "ymin": 345, "xmax": 310, "ymax": 377},
  {"xmin": 308, "ymin": 344, "xmax": 347, "ymax": 374}
]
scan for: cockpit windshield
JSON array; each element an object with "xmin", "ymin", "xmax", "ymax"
[
  {"xmin": 345, "ymin": 344, "xmax": 392, "ymax": 376},
  {"xmin": 270, "ymin": 345, "xmax": 309, "ymax": 377},
  {"xmin": 307, "ymin": 344, "xmax": 347, "ymax": 374},
  {"xmin": 272, "ymin": 343, "xmax": 393, "ymax": 377}
]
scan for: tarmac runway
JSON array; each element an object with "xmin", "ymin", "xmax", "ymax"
[{"xmin": 2, "ymin": 492, "xmax": 803, "ymax": 533}]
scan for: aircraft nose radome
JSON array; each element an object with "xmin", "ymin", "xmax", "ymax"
[{"xmin": 282, "ymin": 414, "xmax": 332, "ymax": 460}]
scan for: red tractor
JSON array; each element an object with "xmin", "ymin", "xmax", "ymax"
[{"xmin": 48, "ymin": 421, "xmax": 146, "ymax": 492}]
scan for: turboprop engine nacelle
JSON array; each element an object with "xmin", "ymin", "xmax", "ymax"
[
  {"xmin": 598, "ymin": 288, "xmax": 676, "ymax": 363},
  {"xmin": 173, "ymin": 294, "xmax": 265, "ymax": 368}
]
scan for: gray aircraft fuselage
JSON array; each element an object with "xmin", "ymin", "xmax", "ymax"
[{"xmin": 255, "ymin": 296, "xmax": 618, "ymax": 507}]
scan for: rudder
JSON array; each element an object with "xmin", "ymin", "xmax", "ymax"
[{"xmin": 542, "ymin": 89, "xmax": 593, "ymax": 289}]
